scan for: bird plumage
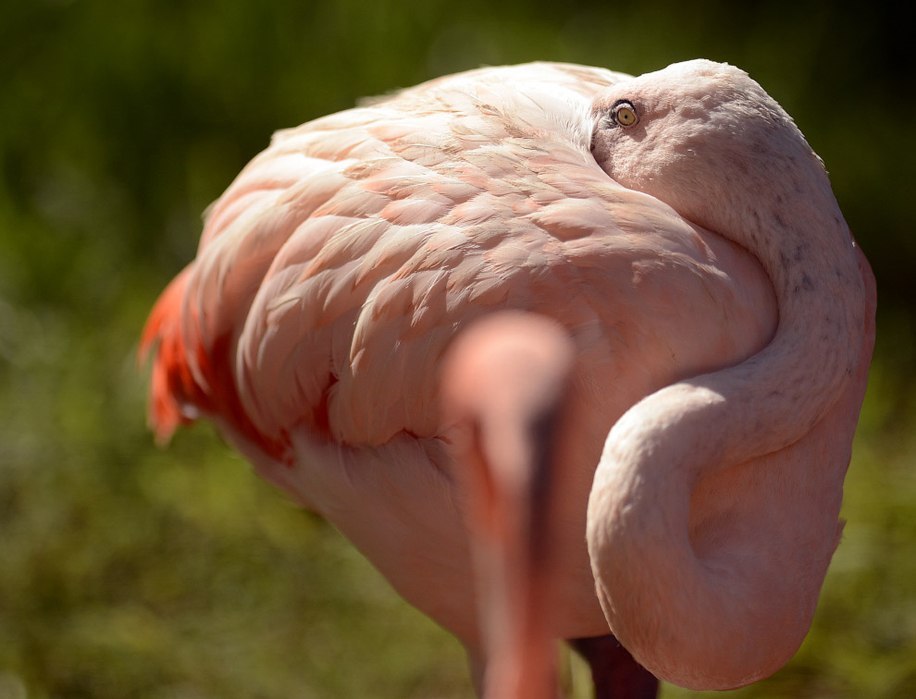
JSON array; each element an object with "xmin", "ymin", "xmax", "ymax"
[{"xmin": 142, "ymin": 60, "xmax": 875, "ymax": 693}]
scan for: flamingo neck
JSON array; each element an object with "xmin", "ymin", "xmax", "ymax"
[
  {"xmin": 587, "ymin": 172, "xmax": 873, "ymax": 689},
  {"xmin": 442, "ymin": 313, "xmax": 574, "ymax": 699},
  {"xmin": 471, "ymin": 415, "xmax": 560, "ymax": 699}
]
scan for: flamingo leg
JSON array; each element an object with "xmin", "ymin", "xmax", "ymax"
[{"xmin": 569, "ymin": 635, "xmax": 659, "ymax": 699}]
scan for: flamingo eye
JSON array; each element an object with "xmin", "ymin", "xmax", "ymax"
[{"xmin": 612, "ymin": 101, "xmax": 639, "ymax": 127}]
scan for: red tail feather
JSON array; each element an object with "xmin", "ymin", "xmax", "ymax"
[
  {"xmin": 139, "ymin": 267, "xmax": 207, "ymax": 443},
  {"xmin": 141, "ymin": 267, "xmax": 288, "ymax": 461}
]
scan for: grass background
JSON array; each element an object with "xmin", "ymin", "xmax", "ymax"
[{"xmin": 1, "ymin": 1, "xmax": 914, "ymax": 697}]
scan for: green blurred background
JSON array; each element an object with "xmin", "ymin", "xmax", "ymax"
[{"xmin": 1, "ymin": 1, "xmax": 913, "ymax": 697}]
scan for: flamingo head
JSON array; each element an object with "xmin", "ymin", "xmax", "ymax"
[{"xmin": 588, "ymin": 59, "xmax": 835, "ymax": 243}]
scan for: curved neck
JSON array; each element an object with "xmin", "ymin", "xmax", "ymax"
[
  {"xmin": 587, "ymin": 174, "xmax": 874, "ymax": 689},
  {"xmin": 707, "ymin": 173, "xmax": 867, "ymax": 457}
]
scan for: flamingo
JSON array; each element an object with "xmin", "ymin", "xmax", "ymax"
[
  {"xmin": 441, "ymin": 311, "xmax": 576, "ymax": 699},
  {"xmin": 141, "ymin": 59, "xmax": 875, "ymax": 694},
  {"xmin": 442, "ymin": 311, "xmax": 662, "ymax": 698}
]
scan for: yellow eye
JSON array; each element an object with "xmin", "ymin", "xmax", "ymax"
[{"xmin": 612, "ymin": 101, "xmax": 638, "ymax": 127}]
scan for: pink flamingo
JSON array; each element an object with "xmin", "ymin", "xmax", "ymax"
[
  {"xmin": 443, "ymin": 310, "xmax": 661, "ymax": 698},
  {"xmin": 142, "ymin": 60, "xmax": 875, "ymax": 694},
  {"xmin": 441, "ymin": 311, "xmax": 576, "ymax": 699}
]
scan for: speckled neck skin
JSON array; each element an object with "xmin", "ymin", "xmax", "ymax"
[{"xmin": 589, "ymin": 60, "xmax": 875, "ymax": 688}]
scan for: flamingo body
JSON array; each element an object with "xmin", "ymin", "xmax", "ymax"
[{"xmin": 142, "ymin": 60, "xmax": 875, "ymax": 691}]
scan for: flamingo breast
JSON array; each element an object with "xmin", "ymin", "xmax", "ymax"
[{"xmin": 143, "ymin": 62, "xmax": 778, "ymax": 644}]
